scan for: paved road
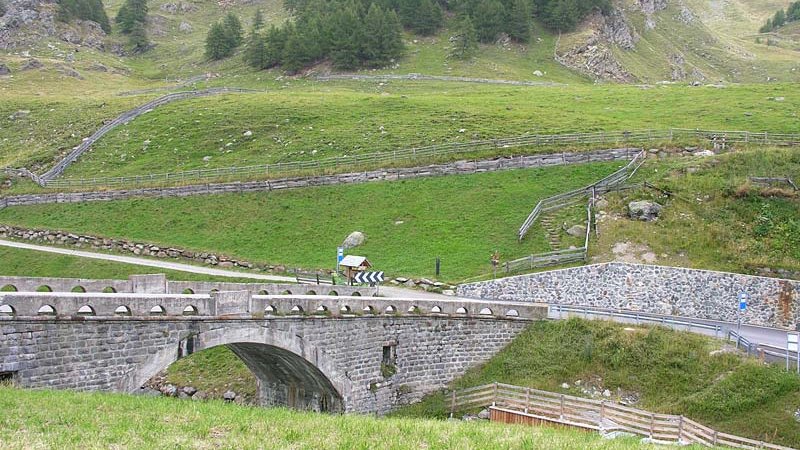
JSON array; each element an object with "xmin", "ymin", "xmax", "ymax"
[
  {"xmin": 0, "ymin": 239, "xmax": 453, "ymax": 298},
  {"xmin": 1, "ymin": 239, "xmax": 794, "ymax": 350}
]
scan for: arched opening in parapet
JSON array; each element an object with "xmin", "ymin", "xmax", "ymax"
[
  {"xmin": 183, "ymin": 305, "xmax": 199, "ymax": 316},
  {"xmin": 306, "ymin": 290, "xmax": 317, "ymax": 295},
  {"xmin": 139, "ymin": 338, "xmax": 345, "ymax": 413},
  {"xmin": 0, "ymin": 285, "xmax": 17, "ymax": 292},
  {"xmin": 281, "ymin": 290, "xmax": 292, "ymax": 295},
  {"xmin": 182, "ymin": 288, "xmax": 195, "ymax": 294},
  {"xmin": 102, "ymin": 286, "xmax": 117, "ymax": 293},
  {"xmin": 289, "ymin": 305, "xmax": 304, "ymax": 315},
  {"xmin": 407, "ymin": 305, "xmax": 420, "ymax": 314},
  {"xmin": 479, "ymin": 307, "xmax": 493, "ymax": 315},
  {"xmin": 71, "ymin": 286, "xmax": 86, "ymax": 293},
  {"xmin": 315, "ymin": 305, "xmax": 329, "ymax": 315},
  {"xmin": 0, "ymin": 304, "xmax": 15, "ymax": 316},
  {"xmin": 505, "ymin": 309, "xmax": 519, "ymax": 317},
  {"xmin": 265, "ymin": 305, "xmax": 277, "ymax": 315},
  {"xmin": 339, "ymin": 305, "xmax": 351, "ymax": 314},
  {"xmin": 351, "ymin": 291, "xmax": 361, "ymax": 297},
  {"xmin": 77, "ymin": 305, "xmax": 95, "ymax": 316},
  {"xmin": 430, "ymin": 305, "xmax": 442, "ymax": 313},
  {"xmin": 36, "ymin": 285, "xmax": 52, "ymax": 292},
  {"xmin": 150, "ymin": 305, "xmax": 166, "ymax": 316},
  {"xmin": 384, "ymin": 305, "xmax": 397, "ymax": 314},
  {"xmin": 258, "ymin": 290, "xmax": 269, "ymax": 295},
  {"xmin": 456, "ymin": 307, "xmax": 468, "ymax": 315},
  {"xmin": 37, "ymin": 305, "xmax": 56, "ymax": 316},
  {"xmin": 115, "ymin": 305, "xmax": 132, "ymax": 316},
  {"xmin": 328, "ymin": 291, "xmax": 338, "ymax": 296},
  {"xmin": 362, "ymin": 305, "xmax": 375, "ymax": 314}
]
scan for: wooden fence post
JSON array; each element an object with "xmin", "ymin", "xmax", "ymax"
[
  {"xmin": 678, "ymin": 415, "xmax": 684, "ymax": 442},
  {"xmin": 492, "ymin": 382, "xmax": 498, "ymax": 406},
  {"xmin": 650, "ymin": 413, "xmax": 655, "ymax": 438},
  {"xmin": 450, "ymin": 391, "xmax": 456, "ymax": 418},
  {"xmin": 525, "ymin": 388, "xmax": 530, "ymax": 413},
  {"xmin": 600, "ymin": 401, "xmax": 605, "ymax": 431},
  {"xmin": 559, "ymin": 394, "xmax": 565, "ymax": 419}
]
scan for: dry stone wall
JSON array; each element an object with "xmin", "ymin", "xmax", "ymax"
[
  {"xmin": 0, "ymin": 148, "xmax": 639, "ymax": 210},
  {"xmin": 457, "ymin": 262, "xmax": 799, "ymax": 329}
]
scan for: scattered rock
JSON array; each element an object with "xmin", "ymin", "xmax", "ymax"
[
  {"xmin": 693, "ymin": 150, "xmax": 715, "ymax": 157},
  {"xmin": 342, "ymin": 231, "xmax": 366, "ymax": 249},
  {"xmin": 182, "ymin": 386, "xmax": 198, "ymax": 396},
  {"xmin": 243, "ymin": 130, "xmax": 253, "ymax": 137},
  {"xmin": 202, "ymin": 156, "xmax": 212, "ymax": 162},
  {"xmin": 179, "ymin": 22, "xmax": 193, "ymax": 33},
  {"xmin": 628, "ymin": 201, "xmax": 662, "ymax": 222},
  {"xmin": 0, "ymin": 64, "xmax": 10, "ymax": 75},
  {"xmin": 8, "ymin": 110, "xmax": 30, "ymax": 121},
  {"xmin": 566, "ymin": 225, "xmax": 587, "ymax": 237},
  {"xmin": 794, "ymin": 408, "xmax": 800, "ymax": 423},
  {"xmin": 561, "ymin": 383, "xmax": 571, "ymax": 389},
  {"xmin": 602, "ymin": 389, "xmax": 612, "ymax": 398},
  {"xmin": 87, "ymin": 62, "xmax": 108, "ymax": 72},
  {"xmin": 135, "ymin": 387, "xmax": 161, "ymax": 397},
  {"xmin": 533, "ymin": 70, "xmax": 543, "ymax": 77},
  {"xmin": 595, "ymin": 198, "xmax": 609, "ymax": 209},
  {"xmin": 442, "ymin": 289, "xmax": 456, "ymax": 296},
  {"xmin": 477, "ymin": 409, "xmax": 491, "ymax": 420},
  {"xmin": 20, "ymin": 59, "xmax": 44, "ymax": 71},
  {"xmin": 160, "ymin": 384, "xmax": 178, "ymax": 397},
  {"xmin": 223, "ymin": 390, "xmax": 237, "ymax": 402}
]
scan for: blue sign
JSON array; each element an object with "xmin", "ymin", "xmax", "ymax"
[
  {"xmin": 739, "ymin": 292, "xmax": 747, "ymax": 311},
  {"xmin": 337, "ymin": 247, "xmax": 344, "ymax": 263}
]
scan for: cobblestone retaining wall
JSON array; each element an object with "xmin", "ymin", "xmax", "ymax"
[{"xmin": 457, "ymin": 262, "xmax": 799, "ymax": 329}]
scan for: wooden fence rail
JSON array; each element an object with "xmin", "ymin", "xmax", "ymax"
[
  {"xmin": 32, "ymin": 128, "xmax": 800, "ymax": 189},
  {"xmin": 451, "ymin": 382, "xmax": 796, "ymax": 450}
]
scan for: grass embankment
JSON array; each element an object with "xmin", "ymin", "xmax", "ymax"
[
  {"xmin": 0, "ymin": 386, "xmax": 655, "ymax": 449},
  {"xmin": 592, "ymin": 147, "xmax": 800, "ymax": 273},
  {"xmin": 0, "ymin": 246, "xmax": 271, "ymax": 284},
  {"xmin": 0, "ymin": 162, "xmax": 619, "ymax": 282},
  {"xmin": 160, "ymin": 346, "xmax": 257, "ymax": 403},
  {"xmin": 393, "ymin": 319, "xmax": 800, "ymax": 447},
  {"xmin": 57, "ymin": 82, "xmax": 800, "ymax": 179}
]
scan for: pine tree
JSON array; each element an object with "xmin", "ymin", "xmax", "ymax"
[
  {"xmin": 0, "ymin": 0, "xmax": 6, "ymax": 16},
  {"xmin": 282, "ymin": 27, "xmax": 314, "ymax": 73},
  {"xmin": 363, "ymin": 3, "xmax": 388, "ymax": 65},
  {"xmin": 760, "ymin": 18, "xmax": 773, "ymax": 33},
  {"xmin": 205, "ymin": 22, "xmax": 232, "ymax": 60},
  {"xmin": 252, "ymin": 9, "xmax": 265, "ymax": 30},
  {"xmin": 244, "ymin": 31, "xmax": 267, "ymax": 68},
  {"xmin": 507, "ymin": 0, "xmax": 531, "ymax": 42},
  {"xmin": 57, "ymin": 0, "xmax": 111, "ymax": 33},
  {"xmin": 448, "ymin": 13, "xmax": 477, "ymax": 60},
  {"xmin": 116, "ymin": 0, "xmax": 147, "ymax": 32},
  {"xmin": 773, "ymin": 9, "xmax": 786, "ymax": 28},
  {"xmin": 264, "ymin": 24, "xmax": 289, "ymax": 68},
  {"xmin": 413, "ymin": 0, "xmax": 443, "ymax": 35},
  {"xmin": 128, "ymin": 21, "xmax": 149, "ymax": 52},
  {"xmin": 329, "ymin": 3, "xmax": 364, "ymax": 69},
  {"xmin": 222, "ymin": 13, "xmax": 244, "ymax": 49},
  {"xmin": 474, "ymin": 0, "xmax": 505, "ymax": 43},
  {"xmin": 788, "ymin": 1, "xmax": 800, "ymax": 21},
  {"xmin": 383, "ymin": 9, "xmax": 405, "ymax": 61}
]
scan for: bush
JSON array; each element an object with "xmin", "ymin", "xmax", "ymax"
[{"xmin": 57, "ymin": 0, "xmax": 111, "ymax": 33}]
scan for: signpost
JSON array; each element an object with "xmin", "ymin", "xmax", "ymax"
[
  {"xmin": 353, "ymin": 271, "xmax": 385, "ymax": 296},
  {"xmin": 336, "ymin": 247, "xmax": 344, "ymax": 271},
  {"xmin": 788, "ymin": 332, "xmax": 799, "ymax": 373},
  {"xmin": 737, "ymin": 292, "xmax": 747, "ymax": 335}
]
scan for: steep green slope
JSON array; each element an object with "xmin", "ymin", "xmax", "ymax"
[
  {"xmin": 0, "ymin": 385, "xmax": 654, "ymax": 449},
  {"xmin": 394, "ymin": 319, "xmax": 800, "ymax": 447}
]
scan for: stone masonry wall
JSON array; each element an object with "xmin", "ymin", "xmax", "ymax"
[
  {"xmin": 0, "ymin": 316, "xmax": 528, "ymax": 414},
  {"xmin": 457, "ymin": 262, "xmax": 799, "ymax": 329},
  {"xmin": 0, "ymin": 148, "xmax": 638, "ymax": 210}
]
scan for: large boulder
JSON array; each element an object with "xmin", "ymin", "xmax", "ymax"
[
  {"xmin": 0, "ymin": 64, "xmax": 10, "ymax": 75},
  {"xmin": 628, "ymin": 201, "xmax": 662, "ymax": 221},
  {"xmin": 566, "ymin": 224, "xmax": 587, "ymax": 237},
  {"xmin": 342, "ymin": 231, "xmax": 366, "ymax": 249}
]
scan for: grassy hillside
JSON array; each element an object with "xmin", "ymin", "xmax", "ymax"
[
  {"xmin": 37, "ymin": 82, "xmax": 799, "ymax": 180},
  {"xmin": 0, "ymin": 386, "xmax": 654, "ymax": 449},
  {"xmin": 394, "ymin": 319, "xmax": 800, "ymax": 447},
  {"xmin": 0, "ymin": 246, "xmax": 267, "ymax": 283},
  {"xmin": 0, "ymin": 162, "xmax": 619, "ymax": 282},
  {"xmin": 592, "ymin": 147, "xmax": 800, "ymax": 274}
]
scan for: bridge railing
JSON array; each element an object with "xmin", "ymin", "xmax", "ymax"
[
  {"xmin": 450, "ymin": 382, "xmax": 795, "ymax": 450},
  {"xmin": 0, "ymin": 292, "xmax": 548, "ymax": 321}
]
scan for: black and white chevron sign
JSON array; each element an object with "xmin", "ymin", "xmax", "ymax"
[{"xmin": 353, "ymin": 271, "xmax": 384, "ymax": 284}]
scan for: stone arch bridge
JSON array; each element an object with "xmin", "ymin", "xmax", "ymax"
[{"xmin": 0, "ymin": 288, "xmax": 545, "ymax": 414}]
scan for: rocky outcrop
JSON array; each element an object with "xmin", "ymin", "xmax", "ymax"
[
  {"xmin": 638, "ymin": 0, "xmax": 668, "ymax": 30},
  {"xmin": 627, "ymin": 200, "xmax": 662, "ymax": 221},
  {"xmin": 0, "ymin": 0, "xmax": 106, "ymax": 50},
  {"xmin": 602, "ymin": 7, "xmax": 638, "ymax": 50}
]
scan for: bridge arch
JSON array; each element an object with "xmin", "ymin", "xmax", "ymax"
[{"xmin": 121, "ymin": 326, "xmax": 351, "ymax": 412}]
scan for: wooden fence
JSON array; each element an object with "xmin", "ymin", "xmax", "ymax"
[
  {"xmin": 749, "ymin": 177, "xmax": 799, "ymax": 191},
  {"xmin": 35, "ymin": 128, "xmax": 800, "ymax": 189},
  {"xmin": 451, "ymin": 383, "xmax": 795, "ymax": 450}
]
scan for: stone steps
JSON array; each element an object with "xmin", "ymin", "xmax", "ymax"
[{"xmin": 541, "ymin": 215, "xmax": 562, "ymax": 251}]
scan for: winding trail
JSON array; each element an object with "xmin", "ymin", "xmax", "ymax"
[{"xmin": 37, "ymin": 88, "xmax": 261, "ymax": 184}]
